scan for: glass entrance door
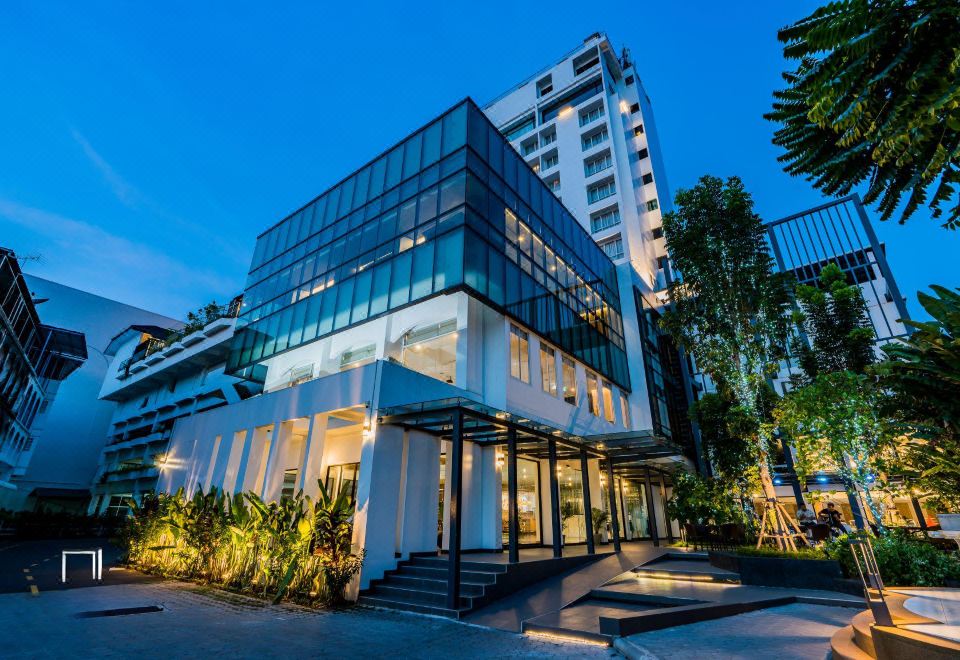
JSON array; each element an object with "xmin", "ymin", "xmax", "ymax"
[
  {"xmin": 558, "ymin": 463, "xmax": 586, "ymax": 544},
  {"xmin": 621, "ymin": 480, "xmax": 649, "ymax": 540},
  {"xmin": 502, "ymin": 457, "xmax": 541, "ymax": 545}
]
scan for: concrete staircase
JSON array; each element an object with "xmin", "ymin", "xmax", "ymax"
[
  {"xmin": 359, "ymin": 556, "xmax": 506, "ymax": 618},
  {"xmin": 359, "ymin": 552, "xmax": 609, "ymax": 619}
]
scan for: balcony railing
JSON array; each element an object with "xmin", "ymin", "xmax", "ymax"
[{"xmin": 116, "ymin": 295, "xmax": 242, "ymax": 379}]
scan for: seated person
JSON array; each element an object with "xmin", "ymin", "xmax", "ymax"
[
  {"xmin": 818, "ymin": 502, "xmax": 844, "ymax": 531},
  {"xmin": 796, "ymin": 504, "xmax": 817, "ymax": 526}
]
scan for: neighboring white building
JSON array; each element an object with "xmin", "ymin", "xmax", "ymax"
[
  {"xmin": 0, "ymin": 250, "xmax": 86, "ymax": 503},
  {"xmin": 483, "ymin": 32, "xmax": 672, "ymax": 292},
  {"xmin": 0, "ymin": 276, "xmax": 179, "ymax": 512},
  {"xmin": 91, "ymin": 297, "xmax": 255, "ymax": 515}
]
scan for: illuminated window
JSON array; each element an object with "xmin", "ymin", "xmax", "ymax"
[
  {"xmin": 586, "ymin": 373, "xmax": 601, "ymax": 416},
  {"xmin": 401, "ymin": 319, "xmax": 457, "ymax": 384},
  {"xmin": 602, "ymin": 381, "xmax": 616, "ymax": 423},
  {"xmin": 510, "ymin": 325, "xmax": 530, "ymax": 383},
  {"xmin": 540, "ymin": 345, "xmax": 557, "ymax": 396},
  {"xmin": 620, "ymin": 391, "xmax": 631, "ymax": 428},
  {"xmin": 562, "ymin": 357, "xmax": 577, "ymax": 405},
  {"xmin": 325, "ymin": 463, "xmax": 359, "ymax": 506}
]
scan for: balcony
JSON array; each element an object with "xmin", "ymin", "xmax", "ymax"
[
  {"xmin": 105, "ymin": 296, "xmax": 241, "ymax": 401},
  {"xmin": 116, "ymin": 295, "xmax": 241, "ymax": 380}
]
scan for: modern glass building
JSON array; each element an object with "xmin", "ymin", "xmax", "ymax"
[{"xmin": 229, "ymin": 99, "xmax": 630, "ymax": 389}]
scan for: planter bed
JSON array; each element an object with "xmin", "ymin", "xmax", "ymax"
[{"xmin": 709, "ymin": 550, "xmax": 861, "ymax": 595}]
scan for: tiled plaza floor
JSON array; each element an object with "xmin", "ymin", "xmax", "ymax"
[
  {"xmin": 1, "ymin": 579, "xmax": 616, "ymax": 659},
  {"xmin": 616, "ymin": 602, "xmax": 854, "ymax": 659}
]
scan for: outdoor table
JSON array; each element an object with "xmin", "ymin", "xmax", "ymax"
[
  {"xmin": 61, "ymin": 547, "xmax": 103, "ymax": 583},
  {"xmin": 928, "ymin": 530, "xmax": 960, "ymax": 551}
]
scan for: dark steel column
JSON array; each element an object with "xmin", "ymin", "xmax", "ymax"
[
  {"xmin": 644, "ymin": 467, "xmax": 660, "ymax": 547},
  {"xmin": 842, "ymin": 476, "xmax": 866, "ymax": 530},
  {"xmin": 446, "ymin": 411, "xmax": 464, "ymax": 611},
  {"xmin": 780, "ymin": 435, "xmax": 806, "ymax": 508},
  {"xmin": 605, "ymin": 459, "xmax": 621, "ymax": 552},
  {"xmin": 659, "ymin": 473, "xmax": 674, "ymax": 542},
  {"xmin": 507, "ymin": 428, "xmax": 519, "ymax": 564},
  {"xmin": 548, "ymin": 438, "xmax": 562, "ymax": 558},
  {"xmin": 580, "ymin": 449, "xmax": 595, "ymax": 555},
  {"xmin": 911, "ymin": 497, "xmax": 928, "ymax": 531}
]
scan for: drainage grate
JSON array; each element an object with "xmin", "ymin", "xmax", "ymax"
[{"xmin": 75, "ymin": 605, "xmax": 164, "ymax": 618}]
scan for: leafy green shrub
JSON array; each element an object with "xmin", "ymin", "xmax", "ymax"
[
  {"xmin": 824, "ymin": 529, "xmax": 960, "ymax": 587},
  {"xmin": 666, "ymin": 471, "xmax": 745, "ymax": 526},
  {"xmin": 121, "ymin": 484, "xmax": 364, "ymax": 606}
]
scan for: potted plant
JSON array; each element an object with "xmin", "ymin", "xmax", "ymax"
[
  {"xmin": 591, "ymin": 507, "xmax": 610, "ymax": 546},
  {"xmin": 559, "ymin": 501, "xmax": 579, "ymax": 546}
]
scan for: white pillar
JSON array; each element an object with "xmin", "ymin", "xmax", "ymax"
[
  {"xmin": 396, "ymin": 430, "xmax": 441, "ymax": 557},
  {"xmin": 299, "ymin": 414, "xmax": 328, "ymax": 497},
  {"xmin": 261, "ymin": 420, "xmax": 289, "ymax": 500},
  {"xmin": 221, "ymin": 429, "xmax": 249, "ymax": 496},
  {"xmin": 351, "ymin": 424, "xmax": 405, "ymax": 594}
]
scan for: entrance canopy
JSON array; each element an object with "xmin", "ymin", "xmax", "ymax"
[{"xmin": 377, "ymin": 396, "xmax": 684, "ymax": 468}]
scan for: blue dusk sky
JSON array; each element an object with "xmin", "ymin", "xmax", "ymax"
[{"xmin": 1, "ymin": 1, "xmax": 956, "ymax": 321}]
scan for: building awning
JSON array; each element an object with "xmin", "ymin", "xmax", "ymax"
[
  {"xmin": 377, "ymin": 397, "xmax": 685, "ymax": 468},
  {"xmin": 37, "ymin": 325, "xmax": 87, "ymax": 381}
]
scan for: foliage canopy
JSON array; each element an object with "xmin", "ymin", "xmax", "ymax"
[{"xmin": 767, "ymin": 0, "xmax": 960, "ymax": 228}]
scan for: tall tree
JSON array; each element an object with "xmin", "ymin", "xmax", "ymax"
[
  {"xmin": 792, "ymin": 262, "xmax": 876, "ymax": 380},
  {"xmin": 875, "ymin": 286, "xmax": 960, "ymax": 511},
  {"xmin": 767, "ymin": 1, "xmax": 960, "ymax": 228},
  {"xmin": 660, "ymin": 175, "xmax": 793, "ymax": 502},
  {"xmin": 774, "ymin": 371, "xmax": 896, "ymax": 524},
  {"xmin": 779, "ymin": 263, "xmax": 887, "ymax": 527}
]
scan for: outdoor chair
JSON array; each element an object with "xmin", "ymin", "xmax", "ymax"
[
  {"xmin": 719, "ymin": 523, "xmax": 746, "ymax": 549},
  {"xmin": 809, "ymin": 523, "xmax": 831, "ymax": 545}
]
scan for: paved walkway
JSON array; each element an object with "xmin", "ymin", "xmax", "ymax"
[
  {"xmin": 466, "ymin": 541, "xmax": 664, "ymax": 632},
  {"xmin": 0, "ymin": 538, "xmax": 152, "ymax": 594},
  {"xmin": 616, "ymin": 603, "xmax": 854, "ymax": 659},
  {"xmin": 1, "ymin": 580, "xmax": 616, "ymax": 659}
]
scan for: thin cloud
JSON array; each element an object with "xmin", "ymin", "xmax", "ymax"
[
  {"xmin": 0, "ymin": 198, "xmax": 238, "ymax": 317},
  {"xmin": 70, "ymin": 128, "xmax": 142, "ymax": 207}
]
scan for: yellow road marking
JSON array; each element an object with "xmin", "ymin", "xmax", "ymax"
[
  {"xmin": 29, "ymin": 585, "xmax": 39, "ymax": 596},
  {"xmin": 25, "ymin": 575, "xmax": 34, "ymax": 581}
]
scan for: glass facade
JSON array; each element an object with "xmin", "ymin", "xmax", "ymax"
[{"xmin": 229, "ymin": 100, "xmax": 628, "ymax": 389}]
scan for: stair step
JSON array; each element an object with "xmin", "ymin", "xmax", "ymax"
[
  {"xmin": 383, "ymin": 574, "xmax": 487, "ymax": 597},
  {"xmin": 358, "ymin": 594, "xmax": 467, "ymax": 619},
  {"xmin": 851, "ymin": 610, "xmax": 877, "ymax": 658},
  {"xmin": 368, "ymin": 584, "xmax": 474, "ymax": 608},
  {"xmin": 408, "ymin": 556, "xmax": 508, "ymax": 573},
  {"xmin": 632, "ymin": 566, "xmax": 740, "ymax": 583},
  {"xmin": 830, "ymin": 624, "xmax": 875, "ymax": 660},
  {"xmin": 393, "ymin": 564, "xmax": 498, "ymax": 584}
]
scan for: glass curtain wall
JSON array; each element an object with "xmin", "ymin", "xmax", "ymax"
[{"xmin": 230, "ymin": 100, "xmax": 629, "ymax": 390}]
